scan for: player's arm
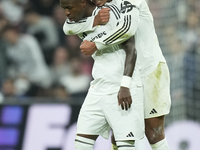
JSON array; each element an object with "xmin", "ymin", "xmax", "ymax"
[
  {"xmin": 80, "ymin": 0, "xmax": 141, "ymax": 55},
  {"xmin": 95, "ymin": 0, "xmax": 141, "ymax": 49},
  {"xmin": 63, "ymin": 8, "xmax": 110, "ymax": 35},
  {"xmin": 118, "ymin": 36, "xmax": 136, "ymax": 110}
]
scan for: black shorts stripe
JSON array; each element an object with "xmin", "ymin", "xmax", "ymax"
[
  {"xmin": 117, "ymin": 145, "xmax": 135, "ymax": 148},
  {"xmin": 75, "ymin": 139, "xmax": 94, "ymax": 146}
]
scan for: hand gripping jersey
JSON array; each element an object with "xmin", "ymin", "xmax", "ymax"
[
  {"xmin": 78, "ymin": 3, "xmax": 142, "ymax": 95},
  {"xmin": 63, "ymin": 0, "xmax": 166, "ymax": 77}
]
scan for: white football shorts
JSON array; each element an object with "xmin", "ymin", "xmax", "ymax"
[
  {"xmin": 76, "ymin": 86, "xmax": 144, "ymax": 141},
  {"xmin": 142, "ymin": 62, "xmax": 171, "ymax": 119}
]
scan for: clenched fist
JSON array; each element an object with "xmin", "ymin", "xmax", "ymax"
[
  {"xmin": 80, "ymin": 40, "xmax": 97, "ymax": 56},
  {"xmin": 93, "ymin": 8, "xmax": 110, "ymax": 27}
]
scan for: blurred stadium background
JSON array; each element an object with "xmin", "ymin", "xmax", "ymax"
[{"xmin": 0, "ymin": 0, "xmax": 199, "ymax": 150}]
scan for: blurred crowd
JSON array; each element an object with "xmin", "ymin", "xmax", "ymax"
[
  {"xmin": 0, "ymin": 0, "xmax": 199, "ymax": 103},
  {"xmin": 0, "ymin": 0, "xmax": 93, "ymax": 99},
  {"xmin": 148, "ymin": 0, "xmax": 200, "ymax": 103},
  {"xmin": 148, "ymin": 0, "xmax": 200, "ymax": 121}
]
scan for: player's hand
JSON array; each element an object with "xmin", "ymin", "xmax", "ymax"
[
  {"xmin": 118, "ymin": 86, "xmax": 132, "ymax": 111},
  {"xmin": 93, "ymin": 8, "xmax": 110, "ymax": 27},
  {"xmin": 80, "ymin": 40, "xmax": 97, "ymax": 56}
]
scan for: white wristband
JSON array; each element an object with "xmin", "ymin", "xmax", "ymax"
[{"xmin": 120, "ymin": 76, "xmax": 132, "ymax": 88}]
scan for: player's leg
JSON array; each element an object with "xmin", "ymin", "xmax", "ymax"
[
  {"xmin": 76, "ymin": 93, "xmax": 110, "ymax": 150},
  {"xmin": 112, "ymin": 136, "xmax": 137, "ymax": 150},
  {"xmin": 116, "ymin": 140, "xmax": 135, "ymax": 150},
  {"xmin": 143, "ymin": 62, "xmax": 171, "ymax": 150},
  {"xmin": 145, "ymin": 116, "xmax": 165, "ymax": 143},
  {"xmin": 111, "ymin": 134, "xmax": 118, "ymax": 150},
  {"xmin": 106, "ymin": 86, "xmax": 144, "ymax": 150},
  {"xmin": 75, "ymin": 134, "xmax": 98, "ymax": 150},
  {"xmin": 145, "ymin": 116, "xmax": 170, "ymax": 150}
]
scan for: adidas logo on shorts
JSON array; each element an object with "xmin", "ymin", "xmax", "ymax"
[
  {"xmin": 126, "ymin": 132, "xmax": 134, "ymax": 137},
  {"xmin": 149, "ymin": 108, "xmax": 157, "ymax": 114}
]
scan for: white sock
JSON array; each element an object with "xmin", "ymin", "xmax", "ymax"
[
  {"xmin": 116, "ymin": 141, "xmax": 135, "ymax": 150},
  {"xmin": 75, "ymin": 136, "xmax": 95, "ymax": 150},
  {"xmin": 151, "ymin": 138, "xmax": 170, "ymax": 150}
]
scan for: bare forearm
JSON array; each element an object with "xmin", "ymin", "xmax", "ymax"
[
  {"xmin": 118, "ymin": 36, "xmax": 136, "ymax": 110},
  {"xmin": 122, "ymin": 36, "xmax": 136, "ymax": 77}
]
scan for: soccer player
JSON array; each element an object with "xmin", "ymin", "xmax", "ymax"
[
  {"xmin": 60, "ymin": 0, "xmax": 144, "ymax": 150},
  {"xmin": 62, "ymin": 0, "xmax": 171, "ymax": 150}
]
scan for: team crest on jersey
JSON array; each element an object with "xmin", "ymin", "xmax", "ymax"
[{"xmin": 120, "ymin": 1, "xmax": 134, "ymax": 13}]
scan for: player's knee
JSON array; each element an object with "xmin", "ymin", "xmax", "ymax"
[
  {"xmin": 75, "ymin": 135, "xmax": 95, "ymax": 150},
  {"xmin": 116, "ymin": 140, "xmax": 135, "ymax": 150},
  {"xmin": 145, "ymin": 117, "xmax": 165, "ymax": 144},
  {"xmin": 145, "ymin": 125, "xmax": 165, "ymax": 144}
]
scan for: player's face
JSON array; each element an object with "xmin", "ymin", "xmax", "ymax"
[
  {"xmin": 91, "ymin": 0, "xmax": 108, "ymax": 6},
  {"xmin": 3, "ymin": 30, "xmax": 17, "ymax": 44},
  {"xmin": 60, "ymin": 0, "xmax": 86, "ymax": 22}
]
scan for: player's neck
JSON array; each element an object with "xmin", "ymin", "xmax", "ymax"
[{"xmin": 85, "ymin": 2, "xmax": 96, "ymax": 17}]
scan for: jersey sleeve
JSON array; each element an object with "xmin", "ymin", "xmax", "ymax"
[
  {"xmin": 94, "ymin": 0, "xmax": 141, "ymax": 50},
  {"xmin": 63, "ymin": 16, "xmax": 96, "ymax": 35}
]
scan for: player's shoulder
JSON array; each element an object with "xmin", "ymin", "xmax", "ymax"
[
  {"xmin": 104, "ymin": 0, "xmax": 145, "ymax": 14},
  {"xmin": 106, "ymin": 0, "xmax": 120, "ymax": 7},
  {"xmin": 114, "ymin": 0, "xmax": 144, "ymax": 8}
]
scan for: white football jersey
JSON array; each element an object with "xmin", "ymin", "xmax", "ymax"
[
  {"xmin": 63, "ymin": 0, "xmax": 166, "ymax": 77},
  {"xmin": 78, "ymin": 4, "xmax": 142, "ymax": 95}
]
